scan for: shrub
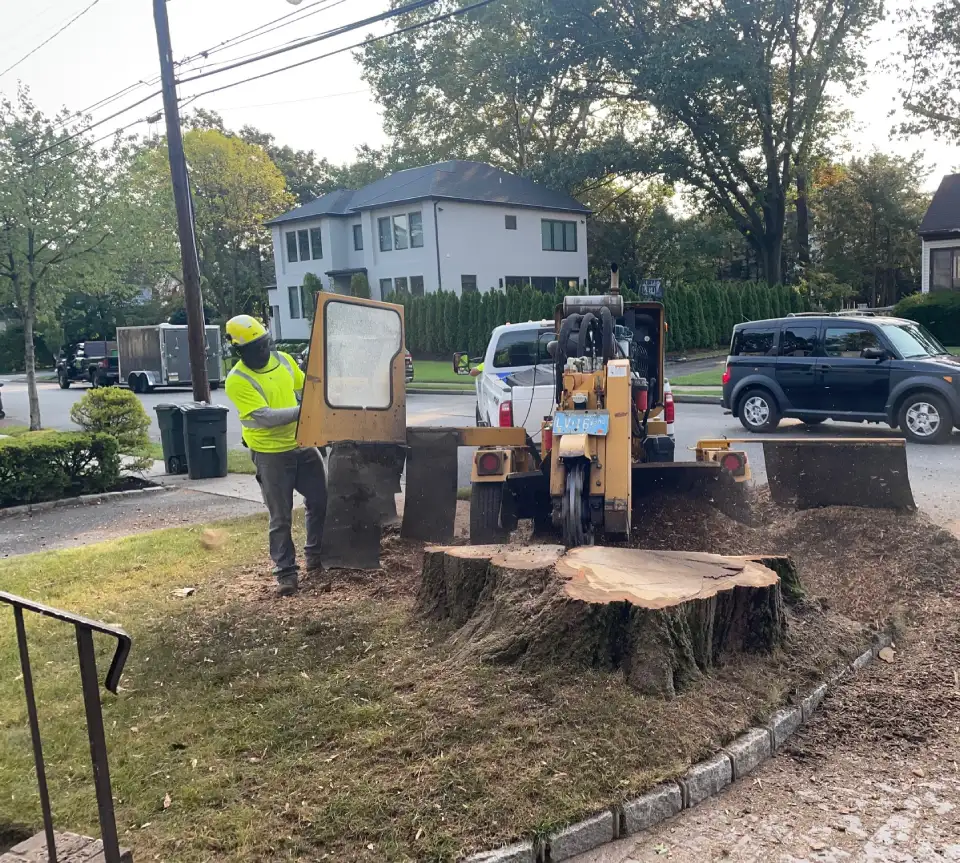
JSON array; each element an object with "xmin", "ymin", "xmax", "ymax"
[
  {"xmin": 0, "ymin": 432, "xmax": 120, "ymax": 507},
  {"xmin": 350, "ymin": 272, "xmax": 370, "ymax": 299},
  {"xmin": 70, "ymin": 388, "xmax": 152, "ymax": 471},
  {"xmin": 893, "ymin": 292, "xmax": 960, "ymax": 345}
]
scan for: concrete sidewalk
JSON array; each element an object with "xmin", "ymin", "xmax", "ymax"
[{"xmin": 145, "ymin": 460, "xmax": 272, "ymax": 504}]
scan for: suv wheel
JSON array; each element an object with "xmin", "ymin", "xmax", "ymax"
[
  {"xmin": 738, "ymin": 388, "xmax": 781, "ymax": 433},
  {"xmin": 899, "ymin": 392, "xmax": 952, "ymax": 444}
]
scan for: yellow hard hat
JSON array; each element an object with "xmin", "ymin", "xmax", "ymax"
[{"xmin": 225, "ymin": 315, "xmax": 267, "ymax": 346}]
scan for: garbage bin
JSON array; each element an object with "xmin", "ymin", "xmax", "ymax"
[
  {"xmin": 154, "ymin": 403, "xmax": 187, "ymax": 474},
  {"xmin": 181, "ymin": 403, "xmax": 230, "ymax": 480}
]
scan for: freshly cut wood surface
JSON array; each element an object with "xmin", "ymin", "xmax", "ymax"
[{"xmin": 556, "ymin": 547, "xmax": 779, "ymax": 609}]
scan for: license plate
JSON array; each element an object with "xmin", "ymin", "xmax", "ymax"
[{"xmin": 553, "ymin": 411, "xmax": 609, "ymax": 436}]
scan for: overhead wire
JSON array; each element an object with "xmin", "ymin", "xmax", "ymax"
[
  {"xmin": 0, "ymin": 0, "xmax": 102, "ymax": 79},
  {"xmin": 176, "ymin": 0, "xmax": 441, "ymax": 86},
  {"xmin": 180, "ymin": 0, "xmax": 497, "ymax": 103}
]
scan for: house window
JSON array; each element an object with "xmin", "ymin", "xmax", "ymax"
[
  {"xmin": 310, "ymin": 227, "xmax": 323, "ymax": 260},
  {"xmin": 410, "ymin": 275, "xmax": 425, "ymax": 296},
  {"xmin": 380, "ymin": 278, "xmax": 393, "ymax": 297},
  {"xmin": 378, "ymin": 217, "xmax": 392, "ymax": 252},
  {"xmin": 270, "ymin": 306, "xmax": 281, "ymax": 340},
  {"xmin": 505, "ymin": 215, "xmax": 517, "ymax": 230},
  {"xmin": 286, "ymin": 231, "xmax": 298, "ymax": 263},
  {"xmin": 409, "ymin": 212, "xmax": 424, "ymax": 247},
  {"xmin": 353, "ymin": 224, "xmax": 363, "ymax": 251},
  {"xmin": 505, "ymin": 275, "xmax": 529, "ymax": 289},
  {"xmin": 931, "ymin": 247, "xmax": 960, "ymax": 291},
  {"xmin": 393, "ymin": 214, "xmax": 409, "ymax": 250},
  {"xmin": 297, "ymin": 229, "xmax": 310, "ymax": 262},
  {"xmin": 288, "ymin": 286, "xmax": 301, "ymax": 319},
  {"xmin": 541, "ymin": 219, "xmax": 577, "ymax": 252},
  {"xmin": 394, "ymin": 276, "xmax": 409, "ymax": 295},
  {"xmin": 461, "ymin": 275, "xmax": 478, "ymax": 295}
]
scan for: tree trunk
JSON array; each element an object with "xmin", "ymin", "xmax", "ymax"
[
  {"xmin": 418, "ymin": 545, "xmax": 790, "ymax": 698},
  {"xmin": 796, "ymin": 170, "xmax": 811, "ymax": 272},
  {"xmin": 23, "ymin": 303, "xmax": 41, "ymax": 431},
  {"xmin": 761, "ymin": 233, "xmax": 783, "ymax": 287}
]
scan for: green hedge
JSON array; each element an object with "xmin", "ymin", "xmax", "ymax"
[
  {"xmin": 893, "ymin": 292, "xmax": 960, "ymax": 345},
  {"xmin": 0, "ymin": 432, "xmax": 121, "ymax": 507},
  {"xmin": 388, "ymin": 282, "xmax": 806, "ymax": 357}
]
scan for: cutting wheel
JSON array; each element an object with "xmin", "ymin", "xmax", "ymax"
[{"xmin": 561, "ymin": 460, "xmax": 592, "ymax": 548}]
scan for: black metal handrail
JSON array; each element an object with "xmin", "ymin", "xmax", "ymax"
[{"xmin": 1, "ymin": 591, "xmax": 131, "ymax": 863}]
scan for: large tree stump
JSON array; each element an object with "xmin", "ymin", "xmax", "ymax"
[{"xmin": 417, "ymin": 545, "xmax": 792, "ymax": 697}]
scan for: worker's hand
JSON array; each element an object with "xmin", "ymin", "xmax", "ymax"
[{"xmin": 469, "ymin": 367, "xmax": 482, "ymax": 377}]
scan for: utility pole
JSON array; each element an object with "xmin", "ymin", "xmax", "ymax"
[{"xmin": 153, "ymin": 0, "xmax": 211, "ymax": 403}]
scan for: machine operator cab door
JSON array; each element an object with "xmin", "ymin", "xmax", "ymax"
[{"xmin": 297, "ymin": 292, "xmax": 407, "ymax": 447}]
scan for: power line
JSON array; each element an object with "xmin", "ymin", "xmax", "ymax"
[
  {"xmin": 0, "ymin": 0, "xmax": 102, "ymax": 79},
  {"xmin": 180, "ymin": 0, "xmax": 497, "ymax": 103},
  {"xmin": 176, "ymin": 0, "xmax": 440, "ymax": 86},
  {"xmin": 183, "ymin": 0, "xmax": 349, "ymax": 66},
  {"xmin": 213, "ymin": 87, "xmax": 370, "ymax": 110},
  {"xmin": 31, "ymin": 88, "xmax": 163, "ymax": 157},
  {"xmin": 46, "ymin": 114, "xmax": 153, "ymax": 164}
]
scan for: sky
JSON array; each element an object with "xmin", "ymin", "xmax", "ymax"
[{"xmin": 0, "ymin": 0, "xmax": 956, "ymax": 189}]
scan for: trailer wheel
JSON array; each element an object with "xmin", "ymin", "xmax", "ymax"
[
  {"xmin": 58, "ymin": 371, "xmax": 70, "ymax": 390},
  {"xmin": 469, "ymin": 481, "xmax": 509, "ymax": 544},
  {"xmin": 129, "ymin": 374, "xmax": 146, "ymax": 394}
]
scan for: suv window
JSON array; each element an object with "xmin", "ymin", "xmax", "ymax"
[
  {"xmin": 780, "ymin": 326, "xmax": 818, "ymax": 357},
  {"xmin": 732, "ymin": 327, "xmax": 778, "ymax": 357},
  {"xmin": 824, "ymin": 326, "xmax": 881, "ymax": 359},
  {"xmin": 492, "ymin": 329, "xmax": 552, "ymax": 368}
]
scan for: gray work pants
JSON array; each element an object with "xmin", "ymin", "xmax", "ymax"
[{"xmin": 251, "ymin": 447, "xmax": 327, "ymax": 576}]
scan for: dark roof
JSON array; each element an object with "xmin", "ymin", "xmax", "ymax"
[
  {"xmin": 919, "ymin": 174, "xmax": 960, "ymax": 237},
  {"xmin": 266, "ymin": 161, "xmax": 589, "ymax": 226},
  {"xmin": 266, "ymin": 188, "xmax": 355, "ymax": 225}
]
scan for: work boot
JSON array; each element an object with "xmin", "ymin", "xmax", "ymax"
[{"xmin": 276, "ymin": 572, "xmax": 299, "ymax": 597}]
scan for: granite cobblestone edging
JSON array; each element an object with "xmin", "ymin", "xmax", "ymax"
[{"xmin": 462, "ymin": 633, "xmax": 892, "ymax": 863}]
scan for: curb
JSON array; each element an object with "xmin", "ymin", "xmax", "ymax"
[
  {"xmin": 461, "ymin": 632, "xmax": 892, "ymax": 863},
  {"xmin": 673, "ymin": 394, "xmax": 722, "ymax": 405},
  {"xmin": 0, "ymin": 486, "xmax": 165, "ymax": 520}
]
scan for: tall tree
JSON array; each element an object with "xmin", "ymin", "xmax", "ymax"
[
  {"xmin": 0, "ymin": 89, "xmax": 130, "ymax": 429},
  {"xmin": 899, "ymin": 1, "xmax": 960, "ymax": 139},
  {"xmin": 812, "ymin": 152, "xmax": 929, "ymax": 305},
  {"xmin": 582, "ymin": 0, "xmax": 884, "ymax": 285},
  {"xmin": 359, "ymin": 0, "xmax": 642, "ymax": 189},
  {"xmin": 134, "ymin": 129, "xmax": 294, "ymax": 320}
]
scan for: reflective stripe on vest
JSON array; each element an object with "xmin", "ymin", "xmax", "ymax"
[{"xmin": 230, "ymin": 353, "xmax": 297, "ymax": 428}]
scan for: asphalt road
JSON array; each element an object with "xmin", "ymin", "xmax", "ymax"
[{"xmin": 4, "ymin": 382, "xmax": 958, "ymax": 526}]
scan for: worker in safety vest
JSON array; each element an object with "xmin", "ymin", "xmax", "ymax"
[{"xmin": 224, "ymin": 315, "xmax": 327, "ymax": 597}]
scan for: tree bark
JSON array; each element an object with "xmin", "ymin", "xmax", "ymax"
[
  {"xmin": 761, "ymin": 233, "xmax": 783, "ymax": 286},
  {"xmin": 418, "ymin": 545, "xmax": 790, "ymax": 698},
  {"xmin": 23, "ymin": 302, "xmax": 41, "ymax": 431},
  {"xmin": 796, "ymin": 170, "xmax": 811, "ymax": 272}
]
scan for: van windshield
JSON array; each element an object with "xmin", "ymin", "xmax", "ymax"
[{"xmin": 880, "ymin": 322, "xmax": 948, "ymax": 359}]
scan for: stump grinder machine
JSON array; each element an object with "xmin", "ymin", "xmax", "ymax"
[{"xmin": 296, "ymin": 273, "xmax": 915, "ymax": 569}]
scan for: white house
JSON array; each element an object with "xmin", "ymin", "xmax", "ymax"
[
  {"xmin": 919, "ymin": 173, "xmax": 960, "ymax": 294},
  {"xmin": 265, "ymin": 160, "xmax": 590, "ymax": 340}
]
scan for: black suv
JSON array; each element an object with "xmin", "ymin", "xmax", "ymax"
[{"xmin": 722, "ymin": 315, "xmax": 960, "ymax": 444}]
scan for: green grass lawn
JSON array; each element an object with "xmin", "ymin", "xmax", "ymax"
[
  {"xmin": 669, "ymin": 369, "xmax": 724, "ymax": 386},
  {"xmin": 410, "ymin": 359, "xmax": 473, "ymax": 385},
  {"xmin": 145, "ymin": 442, "xmax": 255, "ymax": 475},
  {"xmin": 0, "ymin": 517, "xmax": 821, "ymax": 861},
  {"xmin": 949, "ymin": 347, "xmax": 960, "ymax": 356},
  {"xmin": 673, "ymin": 387, "xmax": 723, "ymax": 396}
]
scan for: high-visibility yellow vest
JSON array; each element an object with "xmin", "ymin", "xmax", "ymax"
[{"xmin": 225, "ymin": 351, "xmax": 304, "ymax": 453}]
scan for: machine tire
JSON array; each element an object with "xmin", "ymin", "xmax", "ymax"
[
  {"xmin": 738, "ymin": 388, "xmax": 781, "ymax": 433},
  {"xmin": 58, "ymin": 371, "xmax": 70, "ymax": 390},
  {"xmin": 898, "ymin": 391, "xmax": 952, "ymax": 444},
  {"xmin": 469, "ymin": 482, "xmax": 508, "ymax": 544},
  {"xmin": 561, "ymin": 460, "xmax": 592, "ymax": 548}
]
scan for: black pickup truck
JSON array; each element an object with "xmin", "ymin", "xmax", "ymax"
[{"xmin": 57, "ymin": 341, "xmax": 120, "ymax": 389}]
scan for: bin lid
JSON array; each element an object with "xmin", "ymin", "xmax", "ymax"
[{"xmin": 180, "ymin": 402, "xmax": 229, "ymax": 415}]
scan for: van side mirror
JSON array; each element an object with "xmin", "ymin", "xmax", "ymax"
[{"xmin": 862, "ymin": 347, "xmax": 888, "ymax": 361}]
